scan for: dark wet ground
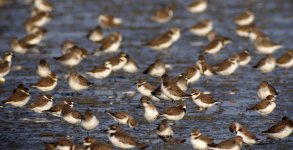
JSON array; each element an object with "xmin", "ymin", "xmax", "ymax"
[{"xmin": 0, "ymin": 0, "xmax": 293, "ymax": 149}]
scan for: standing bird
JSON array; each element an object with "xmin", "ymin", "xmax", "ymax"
[
  {"xmin": 98, "ymin": 14, "xmax": 123, "ymax": 29},
  {"xmin": 123, "ymin": 57, "xmax": 139, "ymax": 73},
  {"xmin": 147, "ymin": 27, "xmax": 180, "ymax": 51},
  {"xmin": 235, "ymin": 10, "xmax": 255, "ymax": 26},
  {"xmin": 157, "ymin": 119, "xmax": 174, "ymax": 141},
  {"xmin": 161, "ymin": 74, "xmax": 191, "ymax": 101},
  {"xmin": 190, "ymin": 129, "xmax": 214, "ymax": 150},
  {"xmin": 161, "ymin": 102, "xmax": 186, "ymax": 122},
  {"xmin": 83, "ymin": 136, "xmax": 112, "ymax": 150},
  {"xmin": 28, "ymin": 95, "xmax": 53, "ymax": 113},
  {"xmin": 46, "ymin": 138, "xmax": 75, "ymax": 150},
  {"xmin": 140, "ymin": 96, "xmax": 159, "ymax": 123},
  {"xmin": 34, "ymin": 0, "xmax": 53, "ymax": 12},
  {"xmin": 2, "ymin": 84, "xmax": 30, "ymax": 108},
  {"xmin": 0, "ymin": 51, "xmax": 13, "ymax": 82},
  {"xmin": 191, "ymin": 89, "xmax": 220, "ymax": 111},
  {"xmin": 229, "ymin": 122, "xmax": 259, "ymax": 145},
  {"xmin": 276, "ymin": 50, "xmax": 293, "ymax": 69},
  {"xmin": 151, "ymin": 6, "xmax": 173, "ymax": 23},
  {"xmin": 107, "ymin": 111, "xmax": 137, "ymax": 129},
  {"xmin": 257, "ymin": 81, "xmax": 278, "ymax": 100},
  {"xmin": 36, "ymin": 59, "xmax": 51, "ymax": 77},
  {"xmin": 184, "ymin": 64, "xmax": 201, "ymax": 84},
  {"xmin": 54, "ymin": 47, "xmax": 88, "ymax": 67},
  {"xmin": 81, "ymin": 109, "xmax": 99, "ymax": 131},
  {"xmin": 25, "ymin": 12, "xmax": 51, "ymax": 29},
  {"xmin": 213, "ymin": 58, "xmax": 239, "ymax": 76},
  {"xmin": 196, "ymin": 55, "xmax": 213, "ymax": 77},
  {"xmin": 189, "ymin": 19, "xmax": 213, "ymax": 37},
  {"xmin": 45, "ymin": 99, "xmax": 73, "ymax": 117},
  {"xmin": 96, "ymin": 32, "xmax": 122, "ymax": 54},
  {"xmin": 87, "ymin": 26, "xmax": 104, "ymax": 43},
  {"xmin": 208, "ymin": 136, "xmax": 243, "ymax": 150},
  {"xmin": 60, "ymin": 40, "xmax": 76, "ymax": 54},
  {"xmin": 107, "ymin": 125, "xmax": 146, "ymax": 149},
  {"xmin": 32, "ymin": 72, "xmax": 58, "ymax": 92},
  {"xmin": 231, "ymin": 50, "xmax": 251, "ymax": 66},
  {"xmin": 61, "ymin": 105, "xmax": 82, "ymax": 124},
  {"xmin": 67, "ymin": 72, "xmax": 93, "ymax": 92},
  {"xmin": 143, "ymin": 59, "xmax": 166, "ymax": 77},
  {"xmin": 86, "ymin": 61, "xmax": 112, "ymax": 79},
  {"xmin": 136, "ymin": 79, "xmax": 159, "ymax": 101},
  {"xmin": 175, "ymin": 73, "xmax": 188, "ymax": 92},
  {"xmin": 107, "ymin": 52, "xmax": 128, "ymax": 71},
  {"xmin": 187, "ymin": 0, "xmax": 208, "ymax": 13},
  {"xmin": 262, "ymin": 116, "xmax": 293, "ymax": 139},
  {"xmin": 253, "ymin": 54, "xmax": 276, "ymax": 74},
  {"xmin": 248, "ymin": 95, "xmax": 276, "ymax": 116},
  {"xmin": 10, "ymin": 37, "xmax": 34, "ymax": 54},
  {"xmin": 254, "ymin": 36, "xmax": 283, "ymax": 54}
]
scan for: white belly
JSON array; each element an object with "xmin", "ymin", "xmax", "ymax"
[
  {"xmin": 123, "ymin": 63, "xmax": 138, "ymax": 73},
  {"xmin": 36, "ymin": 67, "xmax": 51, "ymax": 77},
  {"xmin": 56, "ymin": 146, "xmax": 70, "ymax": 150},
  {"xmin": 7, "ymin": 96, "xmax": 30, "ymax": 107},
  {"xmin": 36, "ymin": 81, "xmax": 57, "ymax": 92},
  {"xmin": 209, "ymin": 145, "xmax": 240, "ymax": 150},
  {"xmin": 61, "ymin": 57, "xmax": 82, "ymax": 67},
  {"xmin": 109, "ymin": 135, "xmax": 135, "ymax": 149},
  {"xmin": 205, "ymin": 41, "xmax": 222, "ymax": 54},
  {"xmin": 239, "ymin": 56, "xmax": 251, "ymax": 66},
  {"xmin": 171, "ymin": 32, "xmax": 180, "ymax": 42},
  {"xmin": 12, "ymin": 44, "xmax": 27, "ymax": 54},
  {"xmin": 144, "ymin": 108, "xmax": 159, "ymax": 123},
  {"xmin": 69, "ymin": 79, "xmax": 87, "ymax": 91},
  {"xmin": 112, "ymin": 60, "xmax": 126, "ymax": 71},
  {"xmin": 259, "ymin": 61, "xmax": 276, "ymax": 73},
  {"xmin": 103, "ymin": 41, "xmax": 121, "ymax": 53},
  {"xmin": 89, "ymin": 32, "xmax": 103, "ymax": 42},
  {"xmin": 191, "ymin": 138, "xmax": 208, "ymax": 150},
  {"xmin": 0, "ymin": 68, "xmax": 10, "ymax": 78},
  {"xmin": 257, "ymin": 102, "xmax": 276, "ymax": 116},
  {"xmin": 87, "ymin": 69, "xmax": 111, "ymax": 79},
  {"xmin": 149, "ymin": 67, "xmax": 166, "ymax": 77},
  {"xmin": 236, "ymin": 131, "xmax": 256, "ymax": 145},
  {"xmin": 268, "ymin": 126, "xmax": 293, "ymax": 139},
  {"xmin": 157, "ymin": 127, "xmax": 173, "ymax": 137},
  {"xmin": 161, "ymin": 84, "xmax": 181, "ymax": 101},
  {"xmin": 190, "ymin": 25, "xmax": 212, "ymax": 36},
  {"xmin": 63, "ymin": 114, "xmax": 81, "ymax": 124},
  {"xmin": 236, "ymin": 30, "xmax": 249, "ymax": 37},
  {"xmin": 187, "ymin": 70, "xmax": 201, "ymax": 84},
  {"xmin": 137, "ymin": 86, "xmax": 152, "ymax": 97},
  {"xmin": 32, "ymin": 101, "xmax": 53, "ymax": 113},
  {"xmin": 277, "ymin": 59, "xmax": 293, "ymax": 69},
  {"xmin": 256, "ymin": 44, "xmax": 282, "ymax": 54},
  {"xmin": 217, "ymin": 64, "xmax": 238, "ymax": 76},
  {"xmin": 193, "ymin": 99, "xmax": 214, "ymax": 108},
  {"xmin": 163, "ymin": 112, "xmax": 185, "ymax": 121},
  {"xmin": 188, "ymin": 3, "xmax": 207, "ymax": 13},
  {"xmin": 150, "ymin": 40, "xmax": 173, "ymax": 51},
  {"xmin": 35, "ymin": 17, "xmax": 50, "ymax": 27},
  {"xmin": 113, "ymin": 117, "xmax": 128, "ymax": 125},
  {"xmin": 236, "ymin": 15, "xmax": 254, "ymax": 26},
  {"xmin": 81, "ymin": 116, "xmax": 99, "ymax": 130},
  {"xmin": 257, "ymin": 88, "xmax": 271, "ymax": 100}
]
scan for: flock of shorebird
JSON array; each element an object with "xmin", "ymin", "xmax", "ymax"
[{"xmin": 0, "ymin": 0, "xmax": 292, "ymax": 150}]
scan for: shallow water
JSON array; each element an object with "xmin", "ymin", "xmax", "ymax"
[{"xmin": 0, "ymin": 0, "xmax": 292, "ymax": 149}]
